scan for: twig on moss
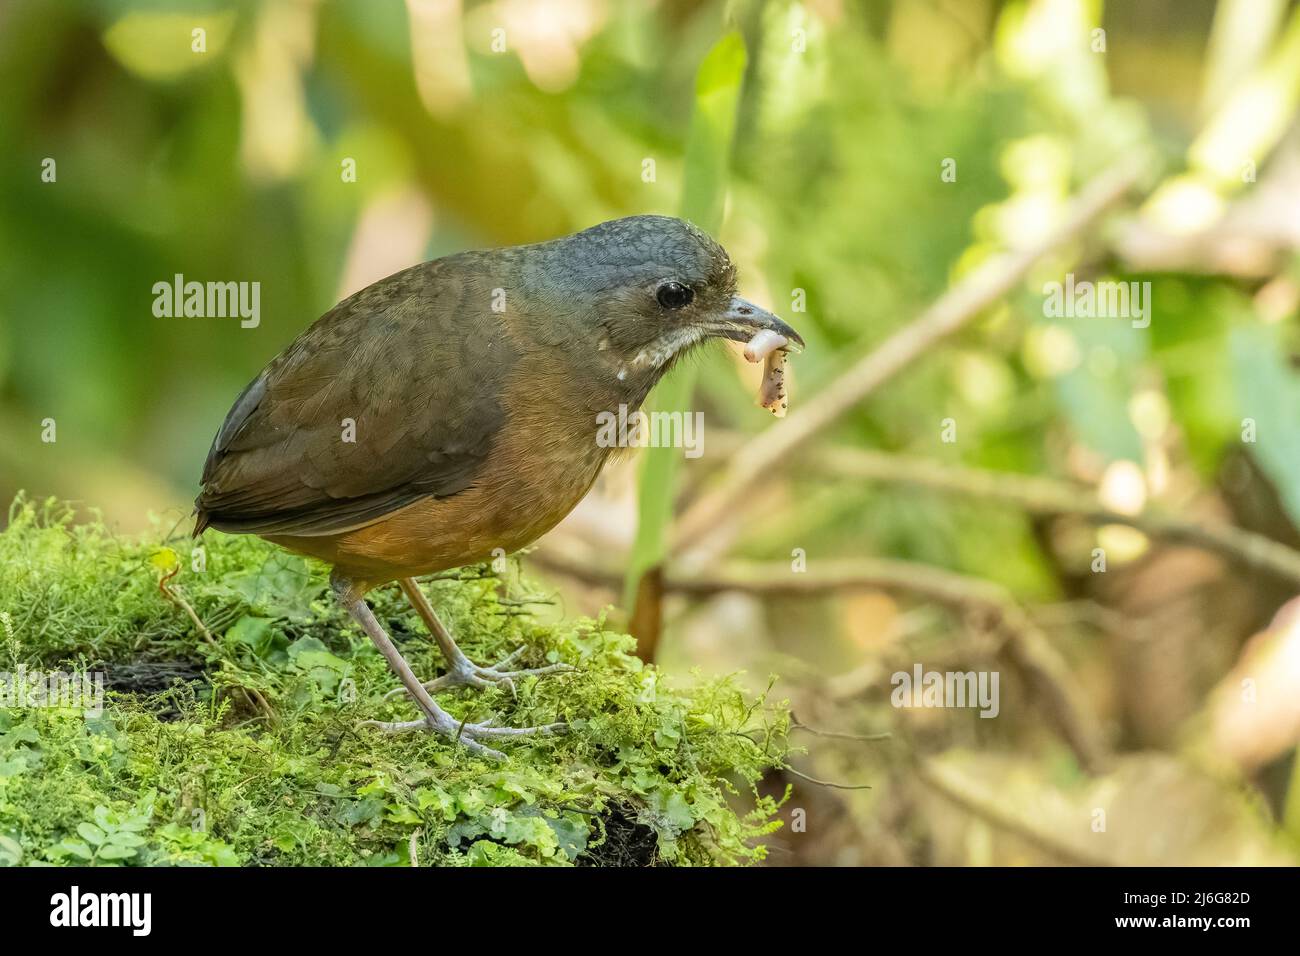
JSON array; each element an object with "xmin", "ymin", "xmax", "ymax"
[
  {"xmin": 782, "ymin": 765, "xmax": 873, "ymax": 791},
  {"xmin": 158, "ymin": 565, "xmax": 276, "ymax": 724},
  {"xmin": 790, "ymin": 713, "xmax": 891, "ymax": 742},
  {"xmin": 158, "ymin": 566, "xmax": 218, "ymax": 649}
]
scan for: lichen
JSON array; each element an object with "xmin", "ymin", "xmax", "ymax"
[{"xmin": 0, "ymin": 495, "xmax": 790, "ymax": 867}]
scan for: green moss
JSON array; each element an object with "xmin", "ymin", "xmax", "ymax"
[{"xmin": 0, "ymin": 496, "xmax": 790, "ymax": 867}]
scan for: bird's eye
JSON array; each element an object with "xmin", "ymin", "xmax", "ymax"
[{"xmin": 656, "ymin": 281, "xmax": 694, "ymax": 310}]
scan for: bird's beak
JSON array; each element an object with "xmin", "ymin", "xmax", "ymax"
[{"xmin": 706, "ymin": 296, "xmax": 805, "ymax": 352}]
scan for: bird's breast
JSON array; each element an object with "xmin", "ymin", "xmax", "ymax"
[{"xmin": 299, "ymin": 352, "xmax": 625, "ymax": 586}]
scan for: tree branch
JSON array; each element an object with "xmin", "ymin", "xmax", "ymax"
[
  {"xmin": 915, "ymin": 758, "xmax": 1112, "ymax": 866},
  {"xmin": 671, "ymin": 154, "xmax": 1152, "ymax": 557},
  {"xmin": 810, "ymin": 445, "xmax": 1300, "ymax": 584}
]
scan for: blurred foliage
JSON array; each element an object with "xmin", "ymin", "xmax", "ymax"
[{"xmin": 2, "ymin": 0, "xmax": 1300, "ymax": 865}]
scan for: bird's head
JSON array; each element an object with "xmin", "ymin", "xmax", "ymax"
[{"xmin": 533, "ymin": 215, "xmax": 803, "ymax": 389}]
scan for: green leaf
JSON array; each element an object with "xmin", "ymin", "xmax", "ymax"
[
  {"xmin": 208, "ymin": 843, "xmax": 240, "ymax": 867},
  {"xmin": 0, "ymin": 757, "xmax": 30, "ymax": 779},
  {"xmin": 76, "ymin": 822, "xmax": 107, "ymax": 846},
  {"xmin": 455, "ymin": 789, "xmax": 487, "ymax": 817},
  {"xmin": 286, "ymin": 636, "xmax": 350, "ymax": 691},
  {"xmin": 544, "ymin": 813, "xmax": 590, "ymax": 862},
  {"xmin": 487, "ymin": 810, "xmax": 556, "ymax": 853},
  {"xmin": 96, "ymin": 843, "xmax": 138, "ymax": 861},
  {"xmin": 1231, "ymin": 322, "xmax": 1300, "ymax": 525},
  {"xmin": 272, "ymin": 832, "xmax": 296, "ymax": 853},
  {"xmin": 1149, "ymin": 281, "xmax": 1240, "ymax": 476},
  {"xmin": 57, "ymin": 840, "xmax": 94, "ymax": 861},
  {"xmin": 336, "ymin": 797, "xmax": 384, "ymax": 827},
  {"xmin": 680, "ymin": 30, "xmax": 748, "ymax": 232},
  {"xmin": 6, "ymin": 726, "xmax": 40, "ymax": 745},
  {"xmin": 384, "ymin": 803, "xmax": 422, "ymax": 825},
  {"xmin": 640, "ymin": 788, "xmax": 696, "ymax": 838},
  {"xmin": 465, "ymin": 840, "xmax": 539, "ymax": 867},
  {"xmin": 0, "ymin": 834, "xmax": 23, "ymax": 866},
  {"xmin": 224, "ymin": 616, "xmax": 277, "ymax": 657},
  {"xmin": 415, "ymin": 786, "xmax": 458, "ymax": 821},
  {"xmin": 225, "ymin": 555, "xmax": 324, "ymax": 623}
]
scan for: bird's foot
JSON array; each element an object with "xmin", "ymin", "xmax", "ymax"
[
  {"xmin": 335, "ymin": 574, "xmax": 567, "ymax": 760},
  {"xmin": 370, "ymin": 646, "xmax": 572, "ymax": 759},
  {"xmin": 383, "ymin": 646, "xmax": 575, "ymax": 701},
  {"xmin": 361, "ymin": 711, "xmax": 567, "ymax": 760}
]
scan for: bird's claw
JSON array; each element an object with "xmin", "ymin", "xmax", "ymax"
[
  {"xmin": 383, "ymin": 649, "xmax": 575, "ymax": 701},
  {"xmin": 368, "ymin": 644, "xmax": 572, "ymax": 758},
  {"xmin": 360, "ymin": 714, "xmax": 568, "ymax": 760}
]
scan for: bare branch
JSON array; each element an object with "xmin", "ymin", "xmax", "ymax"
[
  {"xmin": 915, "ymin": 758, "xmax": 1112, "ymax": 866},
  {"xmin": 810, "ymin": 445, "xmax": 1300, "ymax": 584},
  {"xmin": 671, "ymin": 155, "xmax": 1153, "ymax": 557}
]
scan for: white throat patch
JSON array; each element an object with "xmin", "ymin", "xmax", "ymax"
[{"xmin": 617, "ymin": 326, "xmax": 708, "ymax": 381}]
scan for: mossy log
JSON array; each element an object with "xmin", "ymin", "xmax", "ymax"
[{"xmin": 0, "ymin": 496, "xmax": 789, "ymax": 867}]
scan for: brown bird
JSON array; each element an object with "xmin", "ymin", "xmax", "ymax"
[{"xmin": 195, "ymin": 215, "xmax": 802, "ymax": 757}]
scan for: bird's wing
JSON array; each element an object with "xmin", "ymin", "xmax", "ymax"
[{"xmin": 195, "ymin": 260, "xmax": 515, "ymax": 536}]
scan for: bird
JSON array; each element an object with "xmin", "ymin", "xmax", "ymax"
[{"xmin": 194, "ymin": 214, "xmax": 802, "ymax": 758}]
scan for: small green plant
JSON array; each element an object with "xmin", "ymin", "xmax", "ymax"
[{"xmin": 49, "ymin": 799, "xmax": 153, "ymax": 865}]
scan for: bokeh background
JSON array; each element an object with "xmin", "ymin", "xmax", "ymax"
[{"xmin": 4, "ymin": 0, "xmax": 1300, "ymax": 865}]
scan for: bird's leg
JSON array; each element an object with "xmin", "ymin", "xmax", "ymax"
[
  {"xmin": 331, "ymin": 572, "xmax": 564, "ymax": 758},
  {"xmin": 395, "ymin": 577, "xmax": 574, "ymax": 697}
]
